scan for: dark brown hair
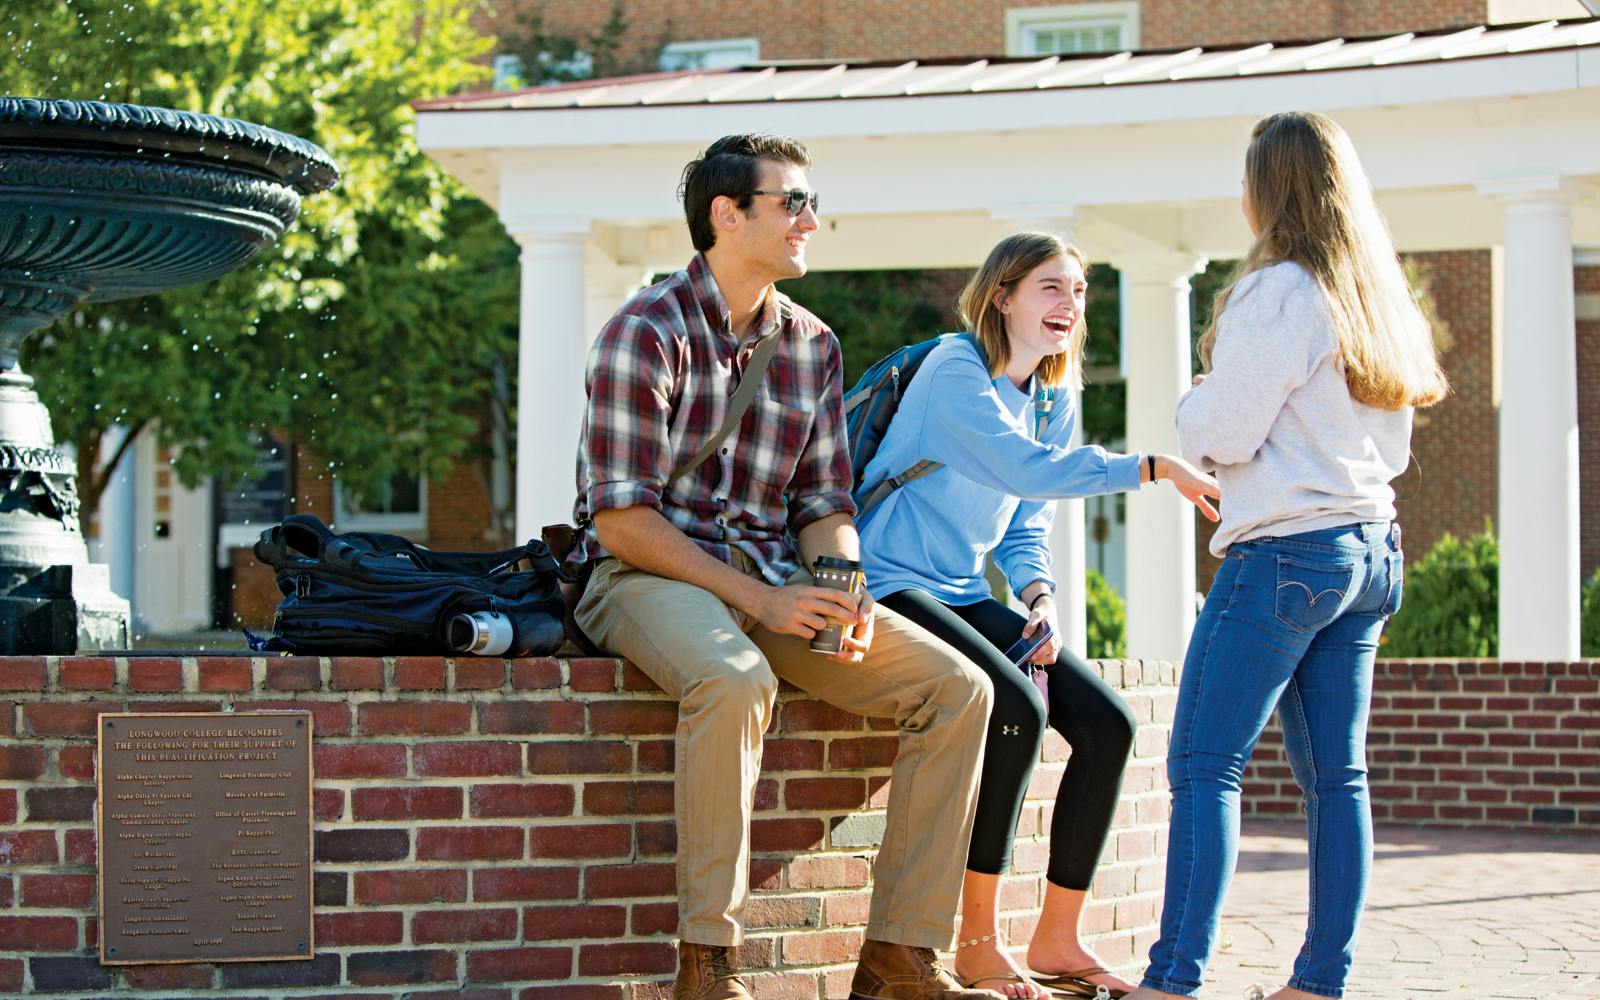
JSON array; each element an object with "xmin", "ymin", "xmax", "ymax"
[{"xmin": 678, "ymin": 133, "xmax": 811, "ymax": 253}]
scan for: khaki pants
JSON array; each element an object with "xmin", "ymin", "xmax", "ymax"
[{"xmin": 575, "ymin": 554, "xmax": 992, "ymax": 949}]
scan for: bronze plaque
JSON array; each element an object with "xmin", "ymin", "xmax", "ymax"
[{"xmin": 98, "ymin": 711, "xmax": 314, "ymax": 965}]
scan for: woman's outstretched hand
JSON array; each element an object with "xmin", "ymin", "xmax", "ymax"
[{"xmin": 1155, "ymin": 454, "xmax": 1221, "ymax": 522}]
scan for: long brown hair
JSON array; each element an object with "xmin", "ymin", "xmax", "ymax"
[
  {"xmin": 958, "ymin": 232, "xmax": 1086, "ymax": 389},
  {"xmin": 1200, "ymin": 112, "xmax": 1448, "ymax": 410}
]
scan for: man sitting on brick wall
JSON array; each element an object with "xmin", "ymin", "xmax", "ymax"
[{"xmin": 569, "ymin": 133, "xmax": 1002, "ymax": 1000}]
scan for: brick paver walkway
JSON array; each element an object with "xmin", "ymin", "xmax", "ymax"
[{"xmin": 1185, "ymin": 820, "xmax": 1600, "ymax": 999}]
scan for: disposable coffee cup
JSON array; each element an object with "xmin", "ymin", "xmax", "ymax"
[{"xmin": 809, "ymin": 556, "xmax": 864, "ymax": 655}]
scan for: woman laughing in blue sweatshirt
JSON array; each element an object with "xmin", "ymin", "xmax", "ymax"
[{"xmin": 855, "ymin": 232, "xmax": 1219, "ymax": 999}]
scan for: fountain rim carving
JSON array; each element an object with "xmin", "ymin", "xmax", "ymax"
[{"xmin": 0, "ymin": 97, "xmax": 339, "ymax": 195}]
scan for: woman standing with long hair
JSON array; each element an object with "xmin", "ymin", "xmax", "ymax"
[
  {"xmin": 1129, "ymin": 112, "xmax": 1449, "ymax": 1000},
  {"xmin": 855, "ymin": 232, "xmax": 1219, "ymax": 998}
]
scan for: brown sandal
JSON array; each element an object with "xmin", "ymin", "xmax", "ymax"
[
  {"xmin": 1029, "ymin": 967, "xmax": 1129, "ymax": 998},
  {"xmin": 955, "ymin": 931, "xmax": 1059, "ymax": 998},
  {"xmin": 959, "ymin": 970, "xmax": 1061, "ymax": 998}
]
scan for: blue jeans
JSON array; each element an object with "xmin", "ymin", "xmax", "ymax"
[{"xmin": 1142, "ymin": 522, "xmax": 1403, "ymax": 998}]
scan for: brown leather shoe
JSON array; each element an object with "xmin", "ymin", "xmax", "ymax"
[
  {"xmin": 849, "ymin": 939, "xmax": 1007, "ymax": 999},
  {"xmin": 675, "ymin": 941, "xmax": 753, "ymax": 1000}
]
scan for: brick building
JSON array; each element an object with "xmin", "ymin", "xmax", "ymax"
[{"xmin": 472, "ymin": 0, "xmax": 1552, "ymax": 66}]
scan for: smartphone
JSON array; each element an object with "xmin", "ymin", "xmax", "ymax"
[{"xmin": 1002, "ymin": 620, "xmax": 1053, "ymax": 669}]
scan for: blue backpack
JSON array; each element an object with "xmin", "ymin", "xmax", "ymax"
[{"xmin": 843, "ymin": 333, "xmax": 1054, "ymax": 518}]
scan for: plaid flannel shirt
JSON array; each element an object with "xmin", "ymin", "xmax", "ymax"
[{"xmin": 572, "ymin": 253, "xmax": 856, "ymax": 585}]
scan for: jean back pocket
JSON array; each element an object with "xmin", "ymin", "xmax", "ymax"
[{"xmin": 1274, "ymin": 555, "xmax": 1360, "ymax": 633}]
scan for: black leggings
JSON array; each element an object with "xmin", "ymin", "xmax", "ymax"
[{"xmin": 881, "ymin": 590, "xmax": 1136, "ymax": 889}]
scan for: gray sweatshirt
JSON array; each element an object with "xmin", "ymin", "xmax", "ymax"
[{"xmin": 1175, "ymin": 260, "xmax": 1413, "ymax": 556}]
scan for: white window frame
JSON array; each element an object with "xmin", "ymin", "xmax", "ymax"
[
  {"xmin": 1004, "ymin": 2, "xmax": 1140, "ymax": 57},
  {"xmin": 333, "ymin": 473, "xmax": 428, "ymax": 535},
  {"xmin": 658, "ymin": 37, "xmax": 761, "ymax": 72}
]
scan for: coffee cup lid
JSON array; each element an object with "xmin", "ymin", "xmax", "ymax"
[{"xmin": 813, "ymin": 556, "xmax": 861, "ymax": 571}]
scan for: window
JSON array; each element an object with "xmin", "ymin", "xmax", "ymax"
[
  {"xmin": 1005, "ymin": 3, "xmax": 1139, "ymax": 57},
  {"xmin": 658, "ymin": 37, "xmax": 760, "ymax": 72},
  {"xmin": 334, "ymin": 471, "xmax": 427, "ymax": 534},
  {"xmin": 492, "ymin": 54, "xmax": 525, "ymax": 91}
]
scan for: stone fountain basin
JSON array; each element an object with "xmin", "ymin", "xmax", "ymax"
[
  {"xmin": 0, "ymin": 98, "xmax": 339, "ymax": 653},
  {"xmin": 0, "ymin": 98, "xmax": 340, "ymax": 355}
]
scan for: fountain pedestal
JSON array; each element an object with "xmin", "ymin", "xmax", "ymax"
[
  {"xmin": 0, "ymin": 98, "xmax": 336, "ymax": 652},
  {"xmin": 0, "ymin": 368, "xmax": 127, "ymax": 652}
]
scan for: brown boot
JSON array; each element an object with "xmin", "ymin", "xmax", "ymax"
[
  {"xmin": 674, "ymin": 941, "xmax": 753, "ymax": 1000},
  {"xmin": 848, "ymin": 939, "xmax": 1007, "ymax": 999}
]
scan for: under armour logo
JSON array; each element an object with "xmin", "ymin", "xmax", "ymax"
[{"xmin": 1001, "ymin": 724, "xmax": 1020, "ymax": 735}]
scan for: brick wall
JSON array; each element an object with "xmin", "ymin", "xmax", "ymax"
[
  {"xmin": 1243, "ymin": 660, "xmax": 1600, "ymax": 827},
  {"xmin": 1392, "ymin": 250, "xmax": 1499, "ymax": 560},
  {"xmin": 0, "ymin": 654, "xmax": 1177, "ymax": 998},
  {"xmin": 4, "ymin": 655, "xmax": 1594, "ymax": 995},
  {"xmin": 1577, "ymin": 264, "xmax": 1600, "ymax": 580},
  {"xmin": 472, "ymin": 0, "xmax": 1490, "ymax": 67}
]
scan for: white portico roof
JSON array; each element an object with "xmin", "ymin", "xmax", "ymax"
[
  {"xmin": 418, "ymin": 18, "xmax": 1600, "ymax": 112},
  {"xmin": 416, "ymin": 17, "xmax": 1600, "ymax": 271}
]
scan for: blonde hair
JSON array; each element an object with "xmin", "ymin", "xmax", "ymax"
[
  {"xmin": 1200, "ymin": 112, "xmax": 1448, "ymax": 410},
  {"xmin": 957, "ymin": 232, "xmax": 1086, "ymax": 390}
]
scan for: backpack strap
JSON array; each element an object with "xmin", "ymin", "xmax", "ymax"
[
  {"xmin": 856, "ymin": 458, "xmax": 942, "ymax": 519},
  {"xmin": 666, "ymin": 312, "xmax": 784, "ymax": 489},
  {"xmin": 857, "ymin": 358, "xmax": 1056, "ymax": 520},
  {"xmin": 1034, "ymin": 383, "xmax": 1055, "ymax": 438}
]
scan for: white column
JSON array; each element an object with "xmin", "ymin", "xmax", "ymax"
[
  {"xmin": 1481, "ymin": 177, "xmax": 1580, "ymax": 659},
  {"xmin": 989, "ymin": 207, "xmax": 1088, "ymax": 658},
  {"xmin": 1052, "ymin": 388, "xmax": 1089, "ymax": 660},
  {"xmin": 89, "ymin": 425, "xmax": 136, "ymax": 604},
  {"xmin": 1114, "ymin": 252, "xmax": 1206, "ymax": 660},
  {"xmin": 506, "ymin": 219, "xmax": 590, "ymax": 543}
]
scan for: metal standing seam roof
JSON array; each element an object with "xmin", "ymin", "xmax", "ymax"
[{"xmin": 415, "ymin": 17, "xmax": 1600, "ymax": 112}]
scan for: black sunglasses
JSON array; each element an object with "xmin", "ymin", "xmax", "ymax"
[{"xmin": 749, "ymin": 188, "xmax": 819, "ymax": 216}]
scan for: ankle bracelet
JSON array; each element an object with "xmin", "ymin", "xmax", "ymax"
[{"xmin": 956, "ymin": 932, "xmax": 999, "ymax": 949}]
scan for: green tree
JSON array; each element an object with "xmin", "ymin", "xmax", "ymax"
[
  {"xmin": 1079, "ymin": 264, "xmax": 1123, "ymax": 446},
  {"xmin": 1, "ymin": 0, "xmax": 518, "ymax": 529},
  {"xmin": 1582, "ymin": 569, "xmax": 1600, "ymax": 658},
  {"xmin": 1085, "ymin": 568, "xmax": 1126, "ymax": 659},
  {"xmin": 782, "ymin": 269, "xmax": 954, "ymax": 385}
]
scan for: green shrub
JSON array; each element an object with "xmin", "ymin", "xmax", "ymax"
[
  {"xmin": 1086, "ymin": 569, "xmax": 1127, "ymax": 659},
  {"xmin": 1582, "ymin": 570, "xmax": 1600, "ymax": 658},
  {"xmin": 1380, "ymin": 524, "xmax": 1497, "ymax": 658}
]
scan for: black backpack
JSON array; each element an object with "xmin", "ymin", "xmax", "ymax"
[{"xmin": 248, "ymin": 514, "xmax": 565, "ymax": 657}]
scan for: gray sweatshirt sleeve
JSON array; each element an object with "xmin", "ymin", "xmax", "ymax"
[{"xmin": 1175, "ymin": 264, "xmax": 1331, "ymax": 471}]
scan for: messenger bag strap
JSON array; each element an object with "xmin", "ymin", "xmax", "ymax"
[{"xmin": 666, "ymin": 317, "xmax": 784, "ymax": 488}]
